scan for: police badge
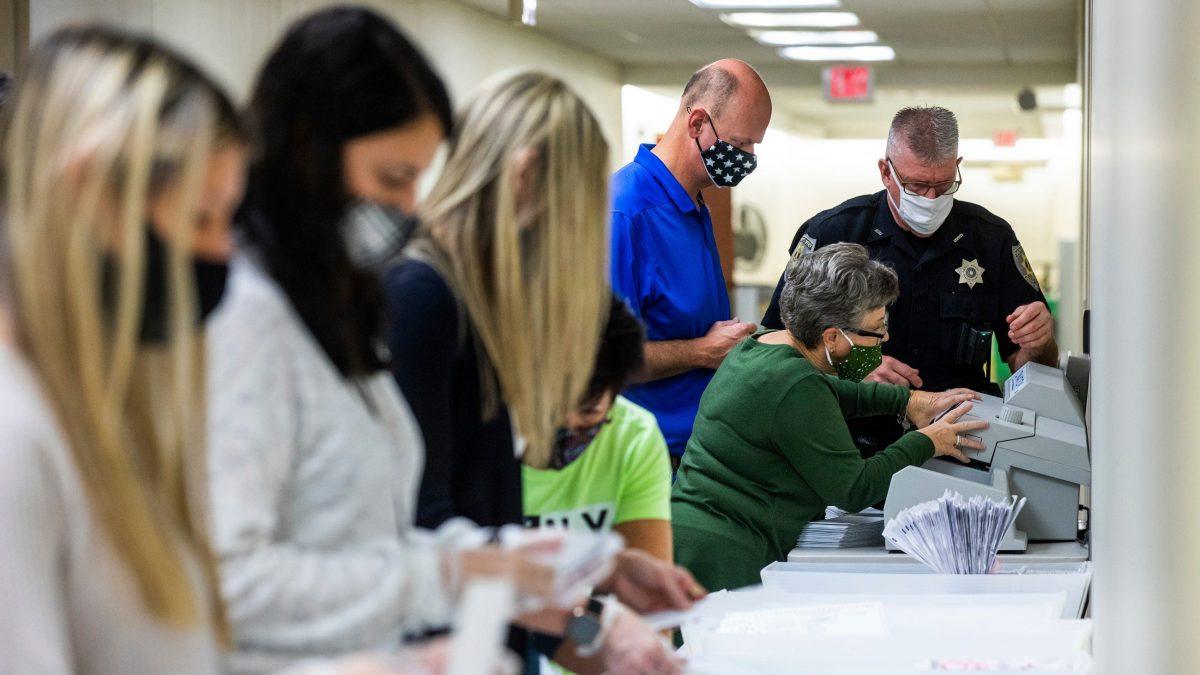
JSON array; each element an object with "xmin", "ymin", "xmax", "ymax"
[
  {"xmin": 798, "ymin": 233, "xmax": 817, "ymax": 256},
  {"xmin": 1012, "ymin": 244, "xmax": 1041, "ymax": 292},
  {"xmin": 955, "ymin": 258, "xmax": 985, "ymax": 289}
]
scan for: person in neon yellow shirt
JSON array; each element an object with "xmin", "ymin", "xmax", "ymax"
[{"xmin": 523, "ymin": 296, "xmax": 676, "ymax": 564}]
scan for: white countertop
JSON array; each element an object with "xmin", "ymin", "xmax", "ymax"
[{"xmin": 787, "ymin": 540, "xmax": 1089, "ymax": 565}]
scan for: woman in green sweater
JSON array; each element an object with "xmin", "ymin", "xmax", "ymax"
[{"xmin": 672, "ymin": 243, "xmax": 989, "ymax": 592}]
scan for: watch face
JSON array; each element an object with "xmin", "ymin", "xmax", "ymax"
[{"xmin": 566, "ymin": 613, "xmax": 602, "ymax": 646}]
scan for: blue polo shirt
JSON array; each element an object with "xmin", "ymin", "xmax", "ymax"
[{"xmin": 610, "ymin": 144, "xmax": 731, "ymax": 456}]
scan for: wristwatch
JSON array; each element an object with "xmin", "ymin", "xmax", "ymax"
[{"xmin": 565, "ymin": 597, "xmax": 607, "ymax": 653}]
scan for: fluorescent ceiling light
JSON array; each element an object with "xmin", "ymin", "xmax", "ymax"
[
  {"xmin": 691, "ymin": 0, "xmax": 839, "ymax": 8},
  {"xmin": 780, "ymin": 45, "xmax": 895, "ymax": 61},
  {"xmin": 750, "ymin": 29, "xmax": 877, "ymax": 45},
  {"xmin": 721, "ymin": 11, "xmax": 859, "ymax": 28}
]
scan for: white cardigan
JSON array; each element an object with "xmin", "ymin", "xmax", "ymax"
[
  {"xmin": 0, "ymin": 343, "xmax": 220, "ymax": 674},
  {"xmin": 206, "ymin": 254, "xmax": 476, "ymax": 674}
]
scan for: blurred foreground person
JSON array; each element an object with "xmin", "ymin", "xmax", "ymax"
[{"xmin": 0, "ymin": 26, "xmax": 244, "ymax": 674}]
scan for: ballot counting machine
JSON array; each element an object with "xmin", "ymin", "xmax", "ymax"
[{"xmin": 883, "ymin": 356, "xmax": 1092, "ymax": 553}]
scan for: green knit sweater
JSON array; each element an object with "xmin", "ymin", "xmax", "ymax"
[{"xmin": 671, "ymin": 332, "xmax": 935, "ymax": 592}]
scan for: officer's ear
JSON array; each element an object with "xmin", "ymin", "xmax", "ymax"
[{"xmin": 878, "ymin": 159, "xmax": 892, "ymax": 186}]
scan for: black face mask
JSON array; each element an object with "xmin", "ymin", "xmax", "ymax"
[
  {"xmin": 103, "ymin": 225, "xmax": 230, "ymax": 344},
  {"xmin": 693, "ymin": 113, "xmax": 758, "ymax": 188},
  {"xmin": 549, "ymin": 418, "xmax": 610, "ymax": 470}
]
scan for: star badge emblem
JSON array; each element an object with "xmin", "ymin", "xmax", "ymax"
[{"xmin": 955, "ymin": 259, "xmax": 985, "ymax": 289}]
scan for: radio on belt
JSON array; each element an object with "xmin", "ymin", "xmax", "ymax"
[{"xmin": 884, "ymin": 357, "xmax": 1091, "ymax": 552}]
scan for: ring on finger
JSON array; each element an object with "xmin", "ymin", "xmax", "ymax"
[{"xmin": 954, "ymin": 434, "xmax": 962, "ymax": 447}]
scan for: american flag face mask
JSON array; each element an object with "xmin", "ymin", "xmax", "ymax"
[{"xmin": 691, "ymin": 112, "xmax": 757, "ymax": 188}]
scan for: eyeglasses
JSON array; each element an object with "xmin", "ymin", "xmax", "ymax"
[
  {"xmin": 886, "ymin": 158, "xmax": 962, "ymax": 197},
  {"xmin": 845, "ymin": 322, "xmax": 889, "ymax": 343}
]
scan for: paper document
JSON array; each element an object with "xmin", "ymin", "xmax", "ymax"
[
  {"xmin": 715, "ymin": 602, "xmax": 889, "ymax": 637},
  {"xmin": 883, "ymin": 490, "xmax": 1026, "ymax": 575},
  {"xmin": 796, "ymin": 507, "xmax": 885, "ymax": 549}
]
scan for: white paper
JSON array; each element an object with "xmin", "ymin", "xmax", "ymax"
[
  {"xmin": 798, "ymin": 508, "xmax": 886, "ymax": 549},
  {"xmin": 447, "ymin": 579, "xmax": 516, "ymax": 675},
  {"xmin": 714, "ymin": 602, "xmax": 889, "ymax": 637},
  {"xmin": 883, "ymin": 490, "xmax": 1026, "ymax": 574}
]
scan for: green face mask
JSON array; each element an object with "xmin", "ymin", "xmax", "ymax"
[{"xmin": 834, "ymin": 329, "xmax": 883, "ymax": 382}]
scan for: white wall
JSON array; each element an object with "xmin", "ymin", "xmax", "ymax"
[
  {"xmin": 733, "ymin": 135, "xmax": 1082, "ymax": 291},
  {"xmin": 1089, "ymin": 1, "xmax": 1200, "ymax": 672},
  {"xmin": 28, "ymin": 0, "xmax": 624, "ymax": 168}
]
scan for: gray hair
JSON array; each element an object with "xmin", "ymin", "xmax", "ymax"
[
  {"xmin": 681, "ymin": 65, "xmax": 739, "ymax": 118},
  {"xmin": 885, "ymin": 106, "xmax": 959, "ymax": 163},
  {"xmin": 779, "ymin": 243, "xmax": 899, "ymax": 348}
]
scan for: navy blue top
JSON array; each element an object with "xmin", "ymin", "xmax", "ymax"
[
  {"xmin": 761, "ymin": 190, "xmax": 1049, "ymax": 393},
  {"xmin": 610, "ymin": 144, "xmax": 731, "ymax": 456},
  {"xmin": 382, "ymin": 259, "xmax": 522, "ymax": 529}
]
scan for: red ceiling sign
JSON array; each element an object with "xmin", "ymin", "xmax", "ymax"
[
  {"xmin": 823, "ymin": 66, "xmax": 873, "ymax": 103},
  {"xmin": 993, "ymin": 129, "xmax": 1019, "ymax": 147}
]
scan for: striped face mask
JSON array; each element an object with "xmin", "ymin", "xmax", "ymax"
[{"xmin": 340, "ymin": 199, "xmax": 418, "ymax": 272}]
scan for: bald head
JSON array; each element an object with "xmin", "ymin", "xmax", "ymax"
[
  {"xmin": 681, "ymin": 59, "xmax": 771, "ymax": 119},
  {"xmin": 656, "ymin": 59, "xmax": 771, "ymax": 195}
]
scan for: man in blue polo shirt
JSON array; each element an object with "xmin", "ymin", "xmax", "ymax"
[{"xmin": 611, "ymin": 59, "xmax": 772, "ymax": 467}]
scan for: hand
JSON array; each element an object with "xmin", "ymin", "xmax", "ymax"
[
  {"xmin": 864, "ymin": 355, "xmax": 923, "ymax": 389},
  {"xmin": 916, "ymin": 402, "xmax": 989, "ymax": 463},
  {"xmin": 599, "ymin": 603, "xmax": 684, "ymax": 675},
  {"xmin": 906, "ymin": 389, "xmax": 981, "ymax": 428},
  {"xmin": 1006, "ymin": 301, "xmax": 1054, "ymax": 350},
  {"xmin": 596, "ymin": 549, "xmax": 706, "ymax": 614},
  {"xmin": 697, "ymin": 318, "xmax": 756, "ymax": 370},
  {"xmin": 454, "ymin": 543, "xmax": 559, "ymax": 604}
]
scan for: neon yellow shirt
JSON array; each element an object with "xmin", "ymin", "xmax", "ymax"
[{"xmin": 522, "ymin": 397, "xmax": 672, "ymax": 531}]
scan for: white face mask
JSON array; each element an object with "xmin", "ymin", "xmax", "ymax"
[{"xmin": 887, "ymin": 161, "xmax": 954, "ymax": 236}]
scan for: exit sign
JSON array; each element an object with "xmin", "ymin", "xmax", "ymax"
[{"xmin": 823, "ymin": 66, "xmax": 873, "ymax": 103}]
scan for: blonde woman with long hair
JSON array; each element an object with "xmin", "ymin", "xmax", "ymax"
[
  {"xmin": 387, "ymin": 72, "xmax": 694, "ymax": 675},
  {"xmin": 0, "ymin": 26, "xmax": 245, "ymax": 673},
  {"xmin": 392, "ymin": 71, "xmax": 609, "ymax": 532}
]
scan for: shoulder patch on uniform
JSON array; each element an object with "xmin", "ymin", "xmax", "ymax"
[
  {"xmin": 1012, "ymin": 244, "xmax": 1041, "ymax": 292},
  {"xmin": 799, "ymin": 234, "xmax": 817, "ymax": 256}
]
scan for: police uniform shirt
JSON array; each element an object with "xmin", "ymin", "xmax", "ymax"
[{"xmin": 761, "ymin": 190, "xmax": 1048, "ymax": 394}]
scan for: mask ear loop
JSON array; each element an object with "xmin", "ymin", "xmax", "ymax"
[
  {"xmin": 827, "ymin": 328, "xmax": 856, "ymax": 367},
  {"xmin": 687, "ymin": 106, "xmax": 706, "ymax": 155}
]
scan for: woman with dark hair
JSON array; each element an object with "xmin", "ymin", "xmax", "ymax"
[
  {"xmin": 205, "ymin": 8, "xmax": 534, "ymax": 672},
  {"xmin": 238, "ymin": 5, "xmax": 451, "ymax": 375}
]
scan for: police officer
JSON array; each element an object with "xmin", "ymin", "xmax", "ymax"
[{"xmin": 762, "ymin": 106, "xmax": 1056, "ymax": 454}]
